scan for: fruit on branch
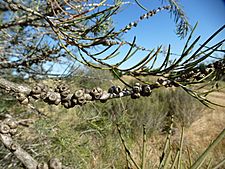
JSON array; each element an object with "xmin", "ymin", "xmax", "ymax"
[
  {"xmin": 0, "ymin": 123, "xmax": 10, "ymax": 134},
  {"xmin": 16, "ymin": 93, "xmax": 29, "ymax": 105},
  {"xmin": 4, "ymin": 63, "xmax": 222, "ymax": 108},
  {"xmin": 11, "ymin": 81, "xmax": 156, "ymax": 108},
  {"xmin": 131, "ymin": 92, "xmax": 141, "ymax": 99},
  {"xmin": 34, "ymin": 84, "xmax": 49, "ymax": 100},
  {"xmin": 20, "ymin": 98, "xmax": 29, "ymax": 105},
  {"xmin": 84, "ymin": 93, "xmax": 93, "ymax": 101},
  {"xmin": 32, "ymin": 93, "xmax": 41, "ymax": 99},
  {"xmin": 133, "ymin": 83, "xmax": 142, "ymax": 93},
  {"xmin": 174, "ymin": 58, "xmax": 225, "ymax": 83},
  {"xmin": 56, "ymin": 84, "xmax": 70, "ymax": 93},
  {"xmin": 0, "ymin": 118, "xmax": 18, "ymax": 136},
  {"xmin": 4, "ymin": 118, "xmax": 18, "ymax": 129},
  {"xmin": 61, "ymin": 93, "xmax": 75, "ymax": 108},
  {"xmin": 140, "ymin": 85, "xmax": 152, "ymax": 97},
  {"xmin": 32, "ymin": 85, "xmax": 42, "ymax": 94},
  {"xmin": 131, "ymin": 83, "xmax": 153, "ymax": 98},
  {"xmin": 90, "ymin": 87, "xmax": 103, "ymax": 99},
  {"xmin": 37, "ymin": 162, "xmax": 48, "ymax": 169},
  {"xmin": 108, "ymin": 86, "xmax": 121, "ymax": 94},
  {"xmin": 9, "ymin": 128, "xmax": 17, "ymax": 135},
  {"xmin": 48, "ymin": 157, "xmax": 62, "ymax": 169},
  {"xmin": 77, "ymin": 96, "xmax": 87, "ymax": 106},
  {"xmin": 74, "ymin": 89, "xmax": 85, "ymax": 98},
  {"xmin": 48, "ymin": 92, "xmax": 61, "ymax": 105},
  {"xmin": 157, "ymin": 77, "xmax": 172, "ymax": 87},
  {"xmin": 10, "ymin": 142, "xmax": 18, "ymax": 151}
]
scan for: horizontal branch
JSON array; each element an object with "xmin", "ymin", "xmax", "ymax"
[
  {"xmin": 0, "ymin": 76, "xmax": 161, "ymax": 108},
  {"xmin": 0, "ymin": 77, "xmax": 31, "ymax": 95},
  {"xmin": 1, "ymin": 55, "xmax": 224, "ymax": 108}
]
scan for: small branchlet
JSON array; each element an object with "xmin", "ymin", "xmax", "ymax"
[
  {"xmin": 121, "ymin": 6, "xmax": 171, "ymax": 33},
  {"xmin": 0, "ymin": 116, "xmax": 39, "ymax": 168}
]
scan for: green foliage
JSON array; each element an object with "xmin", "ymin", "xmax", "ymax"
[{"xmin": 0, "ymin": 0, "xmax": 224, "ymax": 168}]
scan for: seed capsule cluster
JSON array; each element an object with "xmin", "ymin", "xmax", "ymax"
[
  {"xmin": 16, "ymin": 83, "xmax": 107, "ymax": 108},
  {"xmin": 131, "ymin": 83, "xmax": 152, "ymax": 99},
  {"xmin": 155, "ymin": 58, "xmax": 225, "ymax": 86},
  {"xmin": 14, "ymin": 82, "xmax": 154, "ymax": 108},
  {"xmin": 156, "ymin": 77, "xmax": 173, "ymax": 87},
  {"xmin": 175, "ymin": 59, "xmax": 225, "ymax": 83},
  {"xmin": 37, "ymin": 157, "xmax": 62, "ymax": 169},
  {"xmin": 108, "ymin": 85, "xmax": 121, "ymax": 94},
  {"xmin": 0, "ymin": 118, "xmax": 18, "ymax": 136}
]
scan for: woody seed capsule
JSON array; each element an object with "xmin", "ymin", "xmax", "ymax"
[
  {"xmin": 48, "ymin": 157, "xmax": 62, "ymax": 169},
  {"xmin": 32, "ymin": 86, "xmax": 42, "ymax": 94},
  {"xmin": 37, "ymin": 162, "xmax": 48, "ymax": 169},
  {"xmin": 10, "ymin": 128, "xmax": 17, "ymax": 135},
  {"xmin": 10, "ymin": 143, "xmax": 18, "ymax": 151},
  {"xmin": 5, "ymin": 119, "xmax": 18, "ymax": 129},
  {"xmin": 74, "ymin": 89, "xmax": 85, "ymax": 98},
  {"xmin": 16, "ymin": 93, "xmax": 27, "ymax": 102},
  {"xmin": 21, "ymin": 98, "xmax": 29, "ymax": 105},
  {"xmin": 0, "ymin": 124, "xmax": 10, "ymax": 134}
]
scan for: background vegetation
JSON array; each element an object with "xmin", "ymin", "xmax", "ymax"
[
  {"xmin": 1, "ymin": 70, "xmax": 225, "ymax": 168},
  {"xmin": 0, "ymin": 0, "xmax": 224, "ymax": 169}
]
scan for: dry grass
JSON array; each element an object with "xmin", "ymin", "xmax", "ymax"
[{"xmin": 1, "ymin": 76, "xmax": 225, "ymax": 168}]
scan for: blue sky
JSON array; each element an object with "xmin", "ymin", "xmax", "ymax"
[
  {"xmin": 53, "ymin": 0, "xmax": 225, "ymax": 74},
  {"xmin": 108, "ymin": 0, "xmax": 225, "ymax": 68}
]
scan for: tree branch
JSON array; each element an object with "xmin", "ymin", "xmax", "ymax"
[
  {"xmin": 0, "ymin": 77, "xmax": 31, "ymax": 95},
  {"xmin": 0, "ymin": 117, "xmax": 38, "ymax": 169}
]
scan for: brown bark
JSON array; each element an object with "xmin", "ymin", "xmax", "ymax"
[
  {"xmin": 0, "ymin": 77, "xmax": 31, "ymax": 94},
  {"xmin": 0, "ymin": 133, "xmax": 38, "ymax": 169}
]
